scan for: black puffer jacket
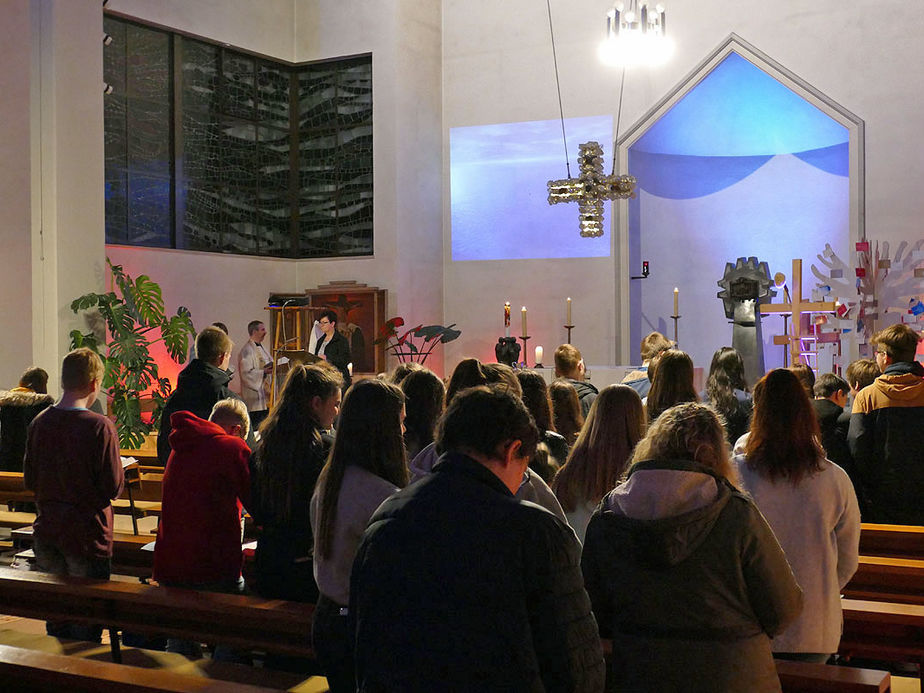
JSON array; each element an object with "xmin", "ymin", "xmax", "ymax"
[
  {"xmin": 0, "ymin": 389, "xmax": 54, "ymax": 472},
  {"xmin": 581, "ymin": 459, "xmax": 802, "ymax": 693},
  {"xmin": 351, "ymin": 452, "xmax": 605, "ymax": 692},
  {"xmin": 157, "ymin": 359, "xmax": 248, "ymax": 464}
]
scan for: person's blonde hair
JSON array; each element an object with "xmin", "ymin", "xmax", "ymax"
[
  {"xmin": 61, "ymin": 348, "xmax": 104, "ymax": 391},
  {"xmin": 845, "ymin": 358, "xmax": 879, "ymax": 391},
  {"xmin": 196, "ymin": 326, "xmax": 233, "ymax": 364},
  {"xmin": 209, "ymin": 398, "xmax": 250, "ymax": 439},
  {"xmin": 630, "ymin": 402, "xmax": 736, "ymax": 484},
  {"xmin": 554, "ymin": 344, "xmax": 582, "ymax": 377}
]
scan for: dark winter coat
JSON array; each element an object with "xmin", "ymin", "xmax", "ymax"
[
  {"xmin": 811, "ymin": 398, "xmax": 854, "ymax": 480},
  {"xmin": 581, "ymin": 458, "xmax": 802, "ymax": 692},
  {"xmin": 350, "ymin": 452, "xmax": 605, "ymax": 692},
  {"xmin": 0, "ymin": 388, "xmax": 54, "ymax": 472}
]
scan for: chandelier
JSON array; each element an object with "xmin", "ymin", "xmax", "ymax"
[{"xmin": 599, "ymin": 2, "xmax": 673, "ymax": 67}]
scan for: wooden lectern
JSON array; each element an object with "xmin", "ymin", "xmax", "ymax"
[{"xmin": 265, "ymin": 304, "xmax": 325, "ymax": 408}]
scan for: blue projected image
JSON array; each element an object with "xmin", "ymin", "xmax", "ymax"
[
  {"xmin": 628, "ymin": 52, "xmax": 850, "ymax": 373},
  {"xmin": 451, "ymin": 116, "xmax": 613, "ymax": 261}
]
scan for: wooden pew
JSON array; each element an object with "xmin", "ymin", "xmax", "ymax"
[
  {"xmin": 839, "ymin": 598, "xmax": 924, "ymax": 682},
  {"xmin": 0, "ymin": 567, "xmax": 315, "ymax": 661},
  {"xmin": 844, "ymin": 556, "xmax": 924, "ymax": 605},
  {"xmin": 860, "ymin": 524, "xmax": 924, "ymax": 561},
  {"xmin": 0, "ymin": 471, "xmax": 33, "ymax": 504},
  {"xmin": 599, "ymin": 638, "xmax": 891, "ymax": 691},
  {"xmin": 0, "ymin": 643, "xmax": 282, "ymax": 692}
]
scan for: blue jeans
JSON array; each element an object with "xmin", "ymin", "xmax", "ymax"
[
  {"xmin": 33, "ymin": 538, "xmax": 110, "ymax": 642},
  {"xmin": 161, "ymin": 577, "xmax": 248, "ymax": 662}
]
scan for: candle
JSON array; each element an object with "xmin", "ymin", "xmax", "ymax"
[
  {"xmin": 521, "ymin": 307, "xmax": 528, "ymax": 337},
  {"xmin": 504, "ymin": 302, "xmax": 511, "ymax": 338},
  {"xmin": 673, "ymin": 287, "xmax": 679, "ymax": 316},
  {"xmin": 535, "ymin": 345, "xmax": 544, "ymax": 365},
  {"xmin": 567, "ymin": 297, "xmax": 572, "ymax": 324},
  {"xmin": 347, "ymin": 362, "xmax": 353, "ymax": 377}
]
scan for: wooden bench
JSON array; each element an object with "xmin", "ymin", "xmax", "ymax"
[
  {"xmin": 0, "ymin": 509, "xmax": 36, "ymax": 529},
  {"xmin": 0, "ymin": 643, "xmax": 282, "ymax": 692},
  {"xmin": 844, "ymin": 555, "xmax": 924, "ymax": 605},
  {"xmin": 0, "ymin": 471, "xmax": 33, "ymax": 504},
  {"xmin": 599, "ymin": 638, "xmax": 891, "ymax": 691},
  {"xmin": 860, "ymin": 524, "xmax": 924, "ymax": 561},
  {"xmin": 839, "ymin": 598, "xmax": 924, "ymax": 682},
  {"xmin": 0, "ymin": 567, "xmax": 315, "ymax": 662}
]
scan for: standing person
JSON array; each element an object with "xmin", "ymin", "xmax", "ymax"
[
  {"xmin": 549, "ymin": 379, "xmax": 584, "ymax": 449},
  {"xmin": 238, "ymin": 320, "xmax": 273, "ymax": 431},
  {"xmin": 314, "ymin": 309, "xmax": 352, "ymax": 391},
  {"xmin": 23, "ymin": 348, "xmax": 124, "ymax": 642},
  {"xmin": 702, "ymin": 346, "xmax": 753, "ymax": 445},
  {"xmin": 552, "ymin": 384, "xmax": 646, "ymax": 543},
  {"xmin": 811, "ymin": 373, "xmax": 854, "ymax": 478},
  {"xmin": 645, "ymin": 349, "xmax": 699, "ymax": 422},
  {"xmin": 844, "ymin": 358, "xmax": 880, "ymax": 403},
  {"xmin": 310, "ymin": 380, "xmax": 408, "ymax": 693},
  {"xmin": 399, "ymin": 368, "xmax": 444, "ymax": 461},
  {"xmin": 0, "ymin": 366, "xmax": 53, "ymax": 472},
  {"xmin": 517, "ymin": 370, "xmax": 569, "ymax": 467},
  {"xmin": 351, "ymin": 385, "xmax": 605, "ymax": 692},
  {"xmin": 158, "ymin": 326, "xmax": 249, "ymax": 464},
  {"xmin": 250, "ymin": 363, "xmax": 342, "ymax": 603},
  {"xmin": 581, "ymin": 402, "xmax": 802, "ymax": 692},
  {"xmin": 554, "ymin": 343, "xmax": 599, "ymax": 417},
  {"xmin": 848, "ymin": 323, "xmax": 924, "ymax": 524},
  {"xmin": 621, "ymin": 331, "xmax": 673, "ymax": 398},
  {"xmin": 735, "ymin": 369, "xmax": 860, "ymax": 662}
]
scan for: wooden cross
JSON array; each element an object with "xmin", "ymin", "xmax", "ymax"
[
  {"xmin": 547, "ymin": 141, "xmax": 635, "ymax": 238},
  {"xmin": 761, "ymin": 258, "xmax": 837, "ymax": 367}
]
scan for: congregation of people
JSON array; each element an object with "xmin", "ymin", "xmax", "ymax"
[{"xmin": 7, "ymin": 317, "xmax": 924, "ymax": 692}]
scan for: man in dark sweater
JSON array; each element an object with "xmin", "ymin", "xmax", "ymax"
[
  {"xmin": 158, "ymin": 326, "xmax": 251, "ymax": 464},
  {"xmin": 848, "ymin": 324, "xmax": 924, "ymax": 524},
  {"xmin": 811, "ymin": 372, "xmax": 854, "ymax": 478},
  {"xmin": 24, "ymin": 348, "xmax": 124, "ymax": 641},
  {"xmin": 351, "ymin": 385, "xmax": 605, "ymax": 692}
]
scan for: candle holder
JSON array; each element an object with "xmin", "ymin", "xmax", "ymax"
[
  {"xmin": 670, "ymin": 314, "xmax": 680, "ymax": 346},
  {"xmin": 518, "ymin": 335, "xmax": 530, "ymax": 367},
  {"xmin": 564, "ymin": 324, "xmax": 575, "ymax": 344}
]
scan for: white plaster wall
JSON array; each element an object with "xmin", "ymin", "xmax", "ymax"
[
  {"xmin": 0, "ymin": 1, "xmax": 34, "ymax": 388},
  {"xmin": 442, "ymin": 0, "xmax": 924, "ymax": 366}
]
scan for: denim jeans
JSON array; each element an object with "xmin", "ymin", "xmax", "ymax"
[{"xmin": 33, "ymin": 537, "xmax": 110, "ymax": 642}]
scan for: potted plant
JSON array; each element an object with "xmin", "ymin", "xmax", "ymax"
[
  {"xmin": 374, "ymin": 318, "xmax": 461, "ymax": 365},
  {"xmin": 69, "ymin": 259, "xmax": 196, "ymax": 448}
]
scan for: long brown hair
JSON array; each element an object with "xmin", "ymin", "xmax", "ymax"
[
  {"xmin": 253, "ymin": 364, "xmax": 342, "ymax": 523},
  {"xmin": 646, "ymin": 349, "xmax": 699, "ymax": 421},
  {"xmin": 552, "ymin": 385, "xmax": 646, "ymax": 512},
  {"xmin": 745, "ymin": 368, "xmax": 824, "ymax": 484},
  {"xmin": 315, "ymin": 380, "xmax": 408, "ymax": 559},
  {"xmin": 630, "ymin": 401, "xmax": 736, "ymax": 483},
  {"xmin": 549, "ymin": 380, "xmax": 584, "ymax": 446},
  {"xmin": 516, "ymin": 370, "xmax": 555, "ymax": 432}
]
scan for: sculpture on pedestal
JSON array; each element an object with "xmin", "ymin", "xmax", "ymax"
[{"xmin": 717, "ymin": 257, "xmax": 776, "ymax": 387}]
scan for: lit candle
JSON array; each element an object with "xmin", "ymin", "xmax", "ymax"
[
  {"xmin": 521, "ymin": 306, "xmax": 528, "ymax": 337},
  {"xmin": 567, "ymin": 297, "xmax": 572, "ymax": 324},
  {"xmin": 535, "ymin": 345, "xmax": 544, "ymax": 365},
  {"xmin": 504, "ymin": 302, "xmax": 511, "ymax": 338},
  {"xmin": 673, "ymin": 287, "xmax": 679, "ymax": 316},
  {"xmin": 347, "ymin": 362, "xmax": 353, "ymax": 377}
]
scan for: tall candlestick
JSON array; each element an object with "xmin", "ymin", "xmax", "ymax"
[
  {"xmin": 504, "ymin": 301, "xmax": 511, "ymax": 338},
  {"xmin": 521, "ymin": 306, "xmax": 528, "ymax": 337},
  {"xmin": 567, "ymin": 297, "xmax": 572, "ymax": 324},
  {"xmin": 535, "ymin": 345, "xmax": 544, "ymax": 365},
  {"xmin": 673, "ymin": 287, "xmax": 679, "ymax": 316}
]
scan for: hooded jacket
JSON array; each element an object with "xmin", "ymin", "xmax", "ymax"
[
  {"xmin": 847, "ymin": 360, "xmax": 924, "ymax": 524},
  {"xmin": 581, "ymin": 459, "xmax": 802, "ymax": 693},
  {"xmin": 565, "ymin": 378, "xmax": 599, "ymax": 418},
  {"xmin": 154, "ymin": 410, "xmax": 251, "ymax": 585},
  {"xmin": 0, "ymin": 388, "xmax": 54, "ymax": 472},
  {"xmin": 157, "ymin": 359, "xmax": 245, "ymax": 465}
]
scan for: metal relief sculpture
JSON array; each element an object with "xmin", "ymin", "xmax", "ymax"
[{"xmin": 717, "ymin": 256, "xmax": 776, "ymax": 387}]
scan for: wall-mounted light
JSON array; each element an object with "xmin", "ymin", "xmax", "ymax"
[
  {"xmin": 103, "ymin": 83, "xmax": 114, "ymax": 94},
  {"xmin": 103, "ymin": 33, "xmax": 113, "ymax": 46}
]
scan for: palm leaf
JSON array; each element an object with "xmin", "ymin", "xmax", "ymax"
[{"xmin": 130, "ymin": 274, "xmax": 165, "ymax": 326}]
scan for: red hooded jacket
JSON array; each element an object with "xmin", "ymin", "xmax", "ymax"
[{"xmin": 154, "ymin": 410, "xmax": 251, "ymax": 585}]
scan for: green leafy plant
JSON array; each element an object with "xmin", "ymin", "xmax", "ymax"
[
  {"xmin": 69, "ymin": 259, "xmax": 196, "ymax": 448},
  {"xmin": 374, "ymin": 317, "xmax": 461, "ymax": 364}
]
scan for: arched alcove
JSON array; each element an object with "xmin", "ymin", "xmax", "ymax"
[{"xmin": 614, "ymin": 35, "xmax": 864, "ymax": 369}]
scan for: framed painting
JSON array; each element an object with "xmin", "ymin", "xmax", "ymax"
[{"xmin": 305, "ymin": 281, "xmax": 387, "ymax": 375}]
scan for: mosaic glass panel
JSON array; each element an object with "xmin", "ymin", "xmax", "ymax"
[
  {"xmin": 127, "ymin": 174, "xmax": 171, "ymax": 247},
  {"xmin": 182, "ymin": 40, "xmax": 219, "ymax": 112},
  {"xmin": 222, "ymin": 53, "xmax": 255, "ymax": 120},
  {"xmin": 180, "ymin": 187, "xmax": 222, "ymax": 252},
  {"xmin": 126, "ymin": 24, "xmax": 169, "ymax": 101}
]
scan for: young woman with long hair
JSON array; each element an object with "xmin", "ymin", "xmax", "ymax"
[
  {"xmin": 702, "ymin": 346, "xmax": 753, "ymax": 445},
  {"xmin": 549, "ymin": 380, "xmax": 584, "ymax": 449},
  {"xmin": 516, "ymin": 370, "xmax": 569, "ymax": 477},
  {"xmin": 645, "ymin": 349, "xmax": 698, "ymax": 422},
  {"xmin": 400, "ymin": 368, "xmax": 445, "ymax": 461},
  {"xmin": 735, "ymin": 368, "xmax": 860, "ymax": 662},
  {"xmin": 249, "ymin": 363, "xmax": 342, "ymax": 603},
  {"xmin": 581, "ymin": 402, "xmax": 802, "ymax": 692},
  {"xmin": 310, "ymin": 379, "xmax": 408, "ymax": 693},
  {"xmin": 551, "ymin": 385, "xmax": 645, "ymax": 542}
]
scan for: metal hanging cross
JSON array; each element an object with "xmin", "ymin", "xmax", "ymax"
[{"xmin": 547, "ymin": 141, "xmax": 636, "ymax": 238}]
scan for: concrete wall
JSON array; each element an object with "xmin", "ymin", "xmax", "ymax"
[{"xmin": 441, "ymin": 0, "xmax": 924, "ymax": 367}]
